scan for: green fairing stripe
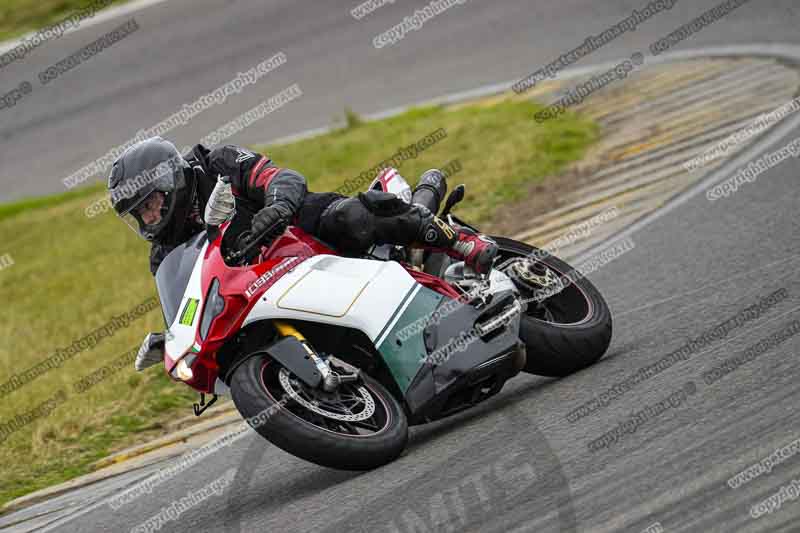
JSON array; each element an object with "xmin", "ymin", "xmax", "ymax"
[
  {"xmin": 374, "ymin": 285, "xmax": 417, "ymax": 345},
  {"xmin": 179, "ymin": 298, "xmax": 199, "ymax": 326},
  {"xmin": 377, "ymin": 285, "xmax": 445, "ymax": 393}
]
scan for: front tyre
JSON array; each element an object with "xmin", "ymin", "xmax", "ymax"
[
  {"xmin": 230, "ymin": 354, "xmax": 408, "ymax": 470},
  {"xmin": 493, "ymin": 237, "xmax": 612, "ymax": 377}
]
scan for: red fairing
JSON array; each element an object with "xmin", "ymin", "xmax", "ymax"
[
  {"xmin": 171, "ymin": 225, "xmax": 331, "ymax": 393},
  {"xmin": 169, "ymin": 223, "xmax": 457, "ymax": 393},
  {"xmin": 260, "ymin": 227, "xmax": 336, "ymax": 260},
  {"xmin": 404, "ymin": 267, "xmax": 461, "ymax": 299}
]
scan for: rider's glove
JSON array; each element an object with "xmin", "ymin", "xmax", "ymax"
[
  {"xmin": 251, "ymin": 204, "xmax": 292, "ymax": 242},
  {"xmin": 135, "ymin": 332, "xmax": 165, "ymax": 371}
]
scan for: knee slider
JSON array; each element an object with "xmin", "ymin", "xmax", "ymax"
[{"xmin": 319, "ymin": 197, "xmax": 375, "ymax": 253}]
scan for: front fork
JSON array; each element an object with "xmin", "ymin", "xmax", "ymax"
[{"xmin": 273, "ymin": 320, "xmax": 360, "ymax": 392}]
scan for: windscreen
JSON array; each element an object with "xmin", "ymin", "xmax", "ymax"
[{"xmin": 155, "ymin": 232, "xmax": 207, "ymax": 326}]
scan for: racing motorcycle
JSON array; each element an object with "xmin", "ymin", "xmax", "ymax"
[{"xmin": 149, "ymin": 169, "xmax": 612, "ymax": 470}]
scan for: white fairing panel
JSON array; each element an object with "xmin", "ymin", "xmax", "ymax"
[
  {"xmin": 244, "ymin": 255, "xmax": 417, "ymax": 342},
  {"xmin": 164, "ymin": 241, "xmax": 208, "ymax": 360}
]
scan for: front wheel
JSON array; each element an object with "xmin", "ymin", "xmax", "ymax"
[
  {"xmin": 492, "ymin": 236, "xmax": 612, "ymax": 377},
  {"xmin": 230, "ymin": 354, "xmax": 408, "ymax": 470}
]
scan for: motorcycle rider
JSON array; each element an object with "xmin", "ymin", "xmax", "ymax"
[{"xmin": 109, "ymin": 137, "xmax": 497, "ymax": 370}]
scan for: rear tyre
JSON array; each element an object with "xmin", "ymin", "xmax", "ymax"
[
  {"xmin": 493, "ymin": 237, "xmax": 612, "ymax": 377},
  {"xmin": 230, "ymin": 354, "xmax": 408, "ymax": 470}
]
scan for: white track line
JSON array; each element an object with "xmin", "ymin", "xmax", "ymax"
[{"xmin": 0, "ymin": 0, "xmax": 171, "ymax": 56}]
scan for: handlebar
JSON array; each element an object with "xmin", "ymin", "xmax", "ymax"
[{"xmin": 224, "ymin": 219, "xmax": 286, "ymax": 265}]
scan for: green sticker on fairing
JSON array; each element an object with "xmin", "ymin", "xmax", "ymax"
[
  {"xmin": 179, "ymin": 298, "xmax": 199, "ymax": 326},
  {"xmin": 376, "ymin": 285, "xmax": 445, "ymax": 393}
]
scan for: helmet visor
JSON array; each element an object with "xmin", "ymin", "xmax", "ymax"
[{"xmin": 119, "ymin": 190, "xmax": 173, "ymax": 241}]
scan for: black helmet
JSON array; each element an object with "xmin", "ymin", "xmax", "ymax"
[{"xmin": 108, "ymin": 137, "xmax": 191, "ymax": 241}]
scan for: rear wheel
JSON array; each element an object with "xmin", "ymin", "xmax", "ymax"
[
  {"xmin": 492, "ymin": 236, "xmax": 612, "ymax": 377},
  {"xmin": 230, "ymin": 354, "xmax": 408, "ymax": 470}
]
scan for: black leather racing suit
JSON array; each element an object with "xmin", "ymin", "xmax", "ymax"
[
  {"xmin": 148, "ymin": 144, "xmax": 448, "ymax": 274},
  {"xmin": 148, "ymin": 144, "xmax": 343, "ymax": 274}
]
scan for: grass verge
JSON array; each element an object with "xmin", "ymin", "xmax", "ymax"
[
  {"xmin": 0, "ymin": 184, "xmax": 102, "ymax": 223},
  {"xmin": 0, "ymin": 0, "xmax": 128, "ymax": 42},
  {"xmin": 0, "ymin": 97, "xmax": 596, "ymax": 509}
]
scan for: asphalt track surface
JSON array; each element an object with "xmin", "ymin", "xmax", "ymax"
[{"xmin": 3, "ymin": 1, "xmax": 800, "ymax": 532}]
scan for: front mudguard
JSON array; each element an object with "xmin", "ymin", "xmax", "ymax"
[{"xmin": 223, "ymin": 336, "xmax": 323, "ymax": 388}]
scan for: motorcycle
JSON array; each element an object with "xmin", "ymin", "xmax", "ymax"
[{"xmin": 148, "ymin": 169, "xmax": 612, "ymax": 470}]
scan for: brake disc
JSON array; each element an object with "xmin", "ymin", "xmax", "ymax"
[
  {"xmin": 506, "ymin": 258, "xmax": 564, "ymax": 296},
  {"xmin": 278, "ymin": 367, "xmax": 376, "ymax": 421}
]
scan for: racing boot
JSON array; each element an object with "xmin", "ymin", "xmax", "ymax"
[
  {"xmin": 447, "ymin": 225, "xmax": 499, "ymax": 275},
  {"xmin": 419, "ymin": 215, "xmax": 498, "ymax": 275},
  {"xmin": 411, "ymin": 169, "xmax": 448, "ymax": 214}
]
